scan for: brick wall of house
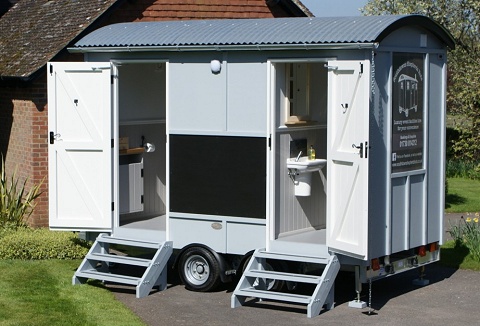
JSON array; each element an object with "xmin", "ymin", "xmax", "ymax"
[{"xmin": 0, "ymin": 73, "xmax": 49, "ymax": 227}]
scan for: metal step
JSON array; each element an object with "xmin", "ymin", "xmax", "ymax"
[
  {"xmin": 244, "ymin": 269, "xmax": 322, "ymax": 284},
  {"xmin": 231, "ymin": 248, "xmax": 340, "ymax": 318},
  {"xmin": 75, "ymin": 270, "xmax": 140, "ymax": 285},
  {"xmin": 86, "ymin": 252, "xmax": 151, "ymax": 267},
  {"xmin": 234, "ymin": 288, "xmax": 311, "ymax": 304},
  {"xmin": 96, "ymin": 234, "xmax": 161, "ymax": 249},
  {"xmin": 255, "ymin": 250, "xmax": 330, "ymax": 264},
  {"xmin": 73, "ymin": 234, "xmax": 173, "ymax": 298}
]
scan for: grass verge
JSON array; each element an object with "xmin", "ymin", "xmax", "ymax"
[
  {"xmin": 446, "ymin": 177, "xmax": 480, "ymax": 213},
  {"xmin": 440, "ymin": 240, "xmax": 480, "ymax": 271},
  {"xmin": 0, "ymin": 260, "xmax": 145, "ymax": 326}
]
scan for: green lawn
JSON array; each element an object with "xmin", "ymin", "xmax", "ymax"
[
  {"xmin": 0, "ymin": 260, "xmax": 145, "ymax": 326},
  {"xmin": 446, "ymin": 177, "xmax": 480, "ymax": 213},
  {"xmin": 440, "ymin": 240, "xmax": 480, "ymax": 271},
  {"xmin": 443, "ymin": 177, "xmax": 480, "ymax": 270}
]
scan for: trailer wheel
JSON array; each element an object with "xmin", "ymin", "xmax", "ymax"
[{"xmin": 178, "ymin": 247, "xmax": 220, "ymax": 292}]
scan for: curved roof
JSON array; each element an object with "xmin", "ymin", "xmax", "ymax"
[{"xmin": 73, "ymin": 15, "xmax": 455, "ymax": 51}]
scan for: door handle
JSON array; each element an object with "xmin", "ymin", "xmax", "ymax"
[
  {"xmin": 352, "ymin": 143, "xmax": 364, "ymax": 158},
  {"xmin": 49, "ymin": 132, "xmax": 61, "ymax": 144}
]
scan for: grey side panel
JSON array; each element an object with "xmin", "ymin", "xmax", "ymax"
[
  {"xmin": 368, "ymin": 51, "xmax": 391, "ymax": 259},
  {"xmin": 391, "ymin": 177, "xmax": 407, "ymax": 252},
  {"xmin": 169, "ymin": 53, "xmax": 227, "ymax": 133},
  {"xmin": 227, "ymin": 56, "xmax": 267, "ymax": 134},
  {"xmin": 409, "ymin": 174, "xmax": 425, "ymax": 247},
  {"xmin": 427, "ymin": 54, "xmax": 446, "ymax": 243}
]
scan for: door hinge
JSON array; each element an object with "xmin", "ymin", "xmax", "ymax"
[
  {"xmin": 111, "ymin": 202, "xmax": 114, "ymax": 211},
  {"xmin": 365, "ymin": 141, "xmax": 371, "ymax": 159},
  {"xmin": 141, "ymin": 168, "xmax": 144, "ymax": 178},
  {"xmin": 268, "ymin": 135, "xmax": 272, "ymax": 150},
  {"xmin": 49, "ymin": 64, "xmax": 53, "ymax": 75},
  {"xmin": 111, "ymin": 139, "xmax": 114, "ymax": 148},
  {"xmin": 141, "ymin": 195, "xmax": 144, "ymax": 204},
  {"xmin": 324, "ymin": 64, "xmax": 338, "ymax": 71}
]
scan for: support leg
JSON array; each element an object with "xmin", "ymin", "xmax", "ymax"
[
  {"xmin": 412, "ymin": 266, "xmax": 430, "ymax": 286},
  {"xmin": 348, "ymin": 265, "xmax": 367, "ymax": 309}
]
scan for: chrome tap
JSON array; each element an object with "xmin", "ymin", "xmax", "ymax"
[{"xmin": 295, "ymin": 151, "xmax": 302, "ymax": 162}]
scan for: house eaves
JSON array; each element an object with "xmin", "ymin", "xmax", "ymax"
[
  {"xmin": 0, "ymin": 0, "xmax": 13, "ymax": 17},
  {"xmin": 282, "ymin": 0, "xmax": 313, "ymax": 17},
  {"xmin": 0, "ymin": 0, "xmax": 121, "ymax": 83}
]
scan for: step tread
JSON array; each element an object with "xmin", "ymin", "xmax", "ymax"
[
  {"xmin": 75, "ymin": 269, "xmax": 140, "ymax": 285},
  {"xmin": 245, "ymin": 270, "xmax": 322, "ymax": 284},
  {"xmin": 97, "ymin": 235, "xmax": 161, "ymax": 249},
  {"xmin": 234, "ymin": 288, "xmax": 311, "ymax": 304},
  {"xmin": 87, "ymin": 252, "xmax": 151, "ymax": 267},
  {"xmin": 255, "ymin": 251, "xmax": 331, "ymax": 264}
]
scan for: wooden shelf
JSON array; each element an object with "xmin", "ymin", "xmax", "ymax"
[
  {"xmin": 284, "ymin": 120, "xmax": 316, "ymax": 126},
  {"xmin": 120, "ymin": 147, "xmax": 144, "ymax": 155}
]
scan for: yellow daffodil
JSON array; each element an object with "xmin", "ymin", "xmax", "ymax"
[
  {"xmin": 466, "ymin": 217, "xmax": 472, "ymax": 222},
  {"xmin": 474, "ymin": 217, "xmax": 479, "ymax": 223}
]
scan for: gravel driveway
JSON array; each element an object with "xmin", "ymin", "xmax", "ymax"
[{"xmin": 109, "ymin": 213, "xmax": 478, "ymax": 325}]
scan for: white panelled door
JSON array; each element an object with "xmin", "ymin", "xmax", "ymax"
[
  {"xmin": 326, "ymin": 60, "xmax": 370, "ymax": 260},
  {"xmin": 48, "ymin": 62, "xmax": 113, "ymax": 230}
]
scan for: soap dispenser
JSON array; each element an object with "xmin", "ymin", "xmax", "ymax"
[{"xmin": 308, "ymin": 145, "xmax": 316, "ymax": 160}]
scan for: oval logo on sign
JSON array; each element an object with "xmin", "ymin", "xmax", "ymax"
[{"xmin": 211, "ymin": 222, "xmax": 222, "ymax": 230}]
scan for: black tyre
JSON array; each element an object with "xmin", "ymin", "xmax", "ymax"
[
  {"xmin": 178, "ymin": 247, "xmax": 221, "ymax": 292},
  {"xmin": 241, "ymin": 256, "xmax": 286, "ymax": 292},
  {"xmin": 261, "ymin": 259, "xmax": 287, "ymax": 292}
]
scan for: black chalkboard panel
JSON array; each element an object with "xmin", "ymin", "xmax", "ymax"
[{"xmin": 170, "ymin": 135, "xmax": 266, "ymax": 219}]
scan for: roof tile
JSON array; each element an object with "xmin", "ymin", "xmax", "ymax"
[{"xmin": 0, "ymin": 0, "xmax": 117, "ymax": 79}]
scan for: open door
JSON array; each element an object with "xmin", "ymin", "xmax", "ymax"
[
  {"xmin": 326, "ymin": 60, "xmax": 370, "ymax": 260},
  {"xmin": 48, "ymin": 62, "xmax": 113, "ymax": 231}
]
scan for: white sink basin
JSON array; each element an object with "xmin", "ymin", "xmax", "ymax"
[{"xmin": 287, "ymin": 157, "xmax": 327, "ymax": 173}]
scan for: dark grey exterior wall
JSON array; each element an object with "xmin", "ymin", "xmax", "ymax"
[{"xmin": 368, "ymin": 25, "xmax": 447, "ymax": 259}]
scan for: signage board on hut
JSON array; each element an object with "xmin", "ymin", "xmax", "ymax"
[{"xmin": 391, "ymin": 53, "xmax": 425, "ymax": 173}]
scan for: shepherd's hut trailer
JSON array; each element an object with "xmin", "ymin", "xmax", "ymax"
[{"xmin": 47, "ymin": 15, "xmax": 454, "ymax": 317}]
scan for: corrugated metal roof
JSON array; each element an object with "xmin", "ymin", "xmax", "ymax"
[{"xmin": 73, "ymin": 15, "xmax": 455, "ymax": 50}]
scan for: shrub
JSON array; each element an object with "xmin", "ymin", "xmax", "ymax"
[
  {"xmin": 446, "ymin": 160, "xmax": 480, "ymax": 180},
  {"xmin": 448, "ymin": 213, "xmax": 480, "ymax": 262},
  {"xmin": 0, "ymin": 228, "xmax": 90, "ymax": 260},
  {"xmin": 0, "ymin": 156, "xmax": 43, "ymax": 228}
]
